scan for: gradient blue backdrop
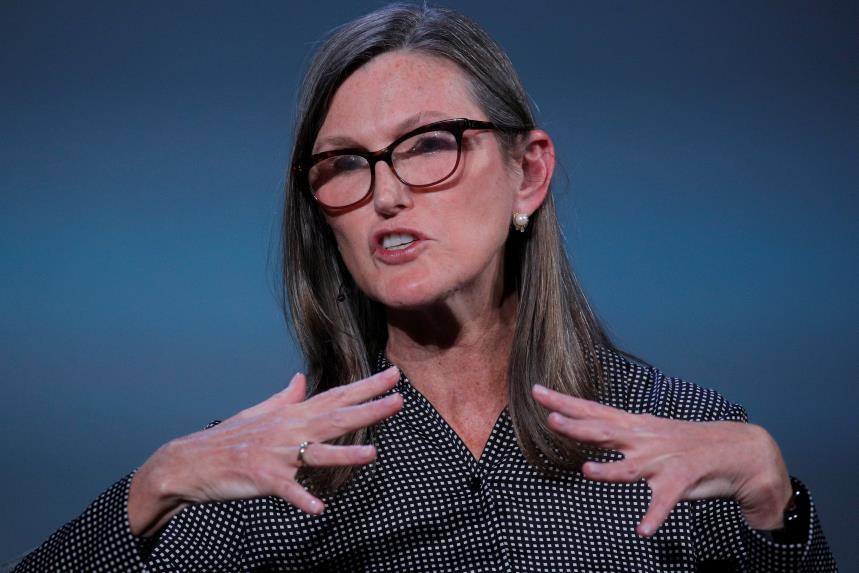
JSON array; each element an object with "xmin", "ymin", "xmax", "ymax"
[{"xmin": 2, "ymin": 0, "xmax": 856, "ymax": 568}]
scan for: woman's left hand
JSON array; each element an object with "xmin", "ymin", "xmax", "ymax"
[{"xmin": 532, "ymin": 384, "xmax": 792, "ymax": 537}]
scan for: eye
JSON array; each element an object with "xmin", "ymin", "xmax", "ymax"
[
  {"xmin": 329, "ymin": 155, "xmax": 366, "ymax": 175},
  {"xmin": 397, "ymin": 131, "xmax": 458, "ymax": 158},
  {"xmin": 308, "ymin": 154, "xmax": 367, "ymax": 191}
]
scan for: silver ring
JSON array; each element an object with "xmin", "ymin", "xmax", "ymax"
[{"xmin": 297, "ymin": 441, "xmax": 311, "ymax": 466}]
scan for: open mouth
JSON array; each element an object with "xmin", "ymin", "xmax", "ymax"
[{"xmin": 381, "ymin": 233, "xmax": 417, "ymax": 250}]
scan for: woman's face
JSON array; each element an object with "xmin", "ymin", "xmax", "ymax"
[{"xmin": 314, "ymin": 51, "xmax": 523, "ymax": 310}]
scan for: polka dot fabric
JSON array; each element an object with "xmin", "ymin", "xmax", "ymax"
[{"xmin": 15, "ymin": 348, "xmax": 837, "ymax": 571}]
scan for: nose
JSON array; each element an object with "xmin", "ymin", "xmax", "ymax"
[{"xmin": 372, "ymin": 160, "xmax": 413, "ymax": 215}]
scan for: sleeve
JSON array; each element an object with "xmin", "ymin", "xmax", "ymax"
[
  {"xmin": 13, "ymin": 471, "xmax": 249, "ymax": 572},
  {"xmin": 638, "ymin": 368, "xmax": 837, "ymax": 571},
  {"xmin": 690, "ymin": 400, "xmax": 838, "ymax": 572},
  {"xmin": 142, "ymin": 497, "xmax": 247, "ymax": 571},
  {"xmin": 13, "ymin": 473, "xmax": 148, "ymax": 572},
  {"xmin": 693, "ymin": 488, "xmax": 837, "ymax": 573},
  {"xmin": 13, "ymin": 421, "xmax": 246, "ymax": 572}
]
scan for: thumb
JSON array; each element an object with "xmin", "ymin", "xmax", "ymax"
[{"xmin": 278, "ymin": 372, "xmax": 308, "ymax": 404}]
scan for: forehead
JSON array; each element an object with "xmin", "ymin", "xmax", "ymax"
[{"xmin": 315, "ymin": 51, "xmax": 484, "ymax": 149}]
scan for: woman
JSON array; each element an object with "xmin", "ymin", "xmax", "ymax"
[{"xmin": 15, "ymin": 4, "xmax": 836, "ymax": 572}]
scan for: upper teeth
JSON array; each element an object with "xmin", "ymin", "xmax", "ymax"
[{"xmin": 382, "ymin": 233, "xmax": 416, "ymax": 249}]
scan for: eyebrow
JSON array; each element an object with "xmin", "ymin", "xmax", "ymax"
[{"xmin": 313, "ymin": 110, "xmax": 452, "ymax": 154}]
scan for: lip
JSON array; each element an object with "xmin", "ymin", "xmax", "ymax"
[{"xmin": 371, "ymin": 227, "xmax": 428, "ymax": 265}]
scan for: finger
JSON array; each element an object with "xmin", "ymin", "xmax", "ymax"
[
  {"xmin": 547, "ymin": 413, "xmax": 623, "ymax": 448},
  {"xmin": 637, "ymin": 481, "xmax": 683, "ymax": 538},
  {"xmin": 533, "ymin": 384, "xmax": 625, "ymax": 421},
  {"xmin": 311, "ymin": 393, "xmax": 404, "ymax": 442},
  {"xmin": 308, "ymin": 366, "xmax": 400, "ymax": 410},
  {"xmin": 297, "ymin": 443, "xmax": 378, "ymax": 467},
  {"xmin": 275, "ymin": 372, "xmax": 308, "ymax": 405},
  {"xmin": 235, "ymin": 373, "xmax": 308, "ymax": 419},
  {"xmin": 274, "ymin": 479, "xmax": 325, "ymax": 515},
  {"xmin": 582, "ymin": 460, "xmax": 640, "ymax": 484}
]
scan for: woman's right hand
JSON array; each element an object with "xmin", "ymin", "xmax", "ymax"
[{"xmin": 127, "ymin": 366, "xmax": 403, "ymax": 537}]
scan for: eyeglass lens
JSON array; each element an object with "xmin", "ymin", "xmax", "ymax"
[{"xmin": 308, "ymin": 129, "xmax": 459, "ymax": 208}]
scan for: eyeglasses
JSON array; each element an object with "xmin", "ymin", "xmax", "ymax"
[{"xmin": 296, "ymin": 118, "xmax": 507, "ymax": 210}]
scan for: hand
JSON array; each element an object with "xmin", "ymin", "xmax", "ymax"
[
  {"xmin": 532, "ymin": 384, "xmax": 792, "ymax": 537},
  {"xmin": 128, "ymin": 367, "xmax": 403, "ymax": 536}
]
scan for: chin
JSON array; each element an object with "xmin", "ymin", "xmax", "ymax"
[
  {"xmin": 377, "ymin": 289, "xmax": 439, "ymax": 310},
  {"xmin": 374, "ymin": 278, "xmax": 450, "ymax": 310}
]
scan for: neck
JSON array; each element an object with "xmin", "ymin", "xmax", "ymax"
[{"xmin": 385, "ymin": 288, "xmax": 516, "ymax": 415}]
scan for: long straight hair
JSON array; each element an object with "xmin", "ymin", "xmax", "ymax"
[{"xmin": 282, "ymin": 4, "xmax": 612, "ymax": 492}]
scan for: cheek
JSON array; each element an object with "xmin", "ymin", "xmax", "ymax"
[
  {"xmin": 327, "ymin": 220, "xmax": 366, "ymax": 274},
  {"xmin": 444, "ymin": 173, "xmax": 515, "ymax": 258},
  {"xmin": 458, "ymin": 169, "xmax": 516, "ymax": 231}
]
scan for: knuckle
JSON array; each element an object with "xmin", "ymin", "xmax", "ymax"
[
  {"xmin": 624, "ymin": 462, "xmax": 639, "ymax": 480},
  {"xmin": 598, "ymin": 427, "xmax": 614, "ymax": 442},
  {"xmin": 628, "ymin": 419, "xmax": 649, "ymax": 434},
  {"xmin": 328, "ymin": 411, "xmax": 349, "ymax": 429},
  {"xmin": 580, "ymin": 402, "xmax": 596, "ymax": 417},
  {"xmin": 325, "ymin": 386, "xmax": 349, "ymax": 404}
]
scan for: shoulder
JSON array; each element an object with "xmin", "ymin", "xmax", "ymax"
[{"xmin": 595, "ymin": 346, "xmax": 748, "ymax": 423}]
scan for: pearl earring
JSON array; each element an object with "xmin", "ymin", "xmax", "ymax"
[{"xmin": 512, "ymin": 212, "xmax": 529, "ymax": 232}]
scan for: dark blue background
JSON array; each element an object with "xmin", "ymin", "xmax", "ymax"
[{"xmin": 2, "ymin": 0, "xmax": 856, "ymax": 567}]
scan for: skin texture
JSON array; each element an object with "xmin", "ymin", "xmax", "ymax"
[
  {"xmin": 127, "ymin": 368, "xmax": 403, "ymax": 536},
  {"xmin": 127, "ymin": 50, "xmax": 792, "ymax": 540},
  {"xmin": 314, "ymin": 52, "xmax": 536, "ymax": 311},
  {"xmin": 317, "ymin": 51, "xmax": 550, "ymax": 459},
  {"xmin": 532, "ymin": 385, "xmax": 793, "ymax": 535}
]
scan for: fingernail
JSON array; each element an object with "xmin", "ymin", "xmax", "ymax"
[
  {"xmin": 360, "ymin": 445, "xmax": 376, "ymax": 456},
  {"xmin": 533, "ymin": 384, "xmax": 548, "ymax": 395},
  {"xmin": 638, "ymin": 524, "xmax": 652, "ymax": 537},
  {"xmin": 309, "ymin": 499, "xmax": 325, "ymax": 515}
]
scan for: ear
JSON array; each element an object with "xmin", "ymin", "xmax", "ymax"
[{"xmin": 512, "ymin": 129, "xmax": 555, "ymax": 216}]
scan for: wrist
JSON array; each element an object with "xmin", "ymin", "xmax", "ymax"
[
  {"xmin": 769, "ymin": 477, "xmax": 810, "ymax": 544},
  {"xmin": 128, "ymin": 441, "xmax": 188, "ymax": 537}
]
